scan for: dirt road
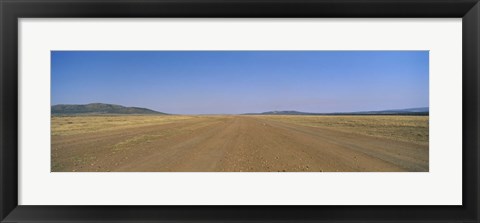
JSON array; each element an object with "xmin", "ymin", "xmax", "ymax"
[{"xmin": 52, "ymin": 116, "xmax": 428, "ymax": 172}]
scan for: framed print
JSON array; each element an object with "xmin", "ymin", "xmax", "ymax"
[{"xmin": 1, "ymin": 0, "xmax": 479, "ymax": 222}]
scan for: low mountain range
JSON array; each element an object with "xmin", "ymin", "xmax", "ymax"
[
  {"xmin": 245, "ymin": 107, "xmax": 429, "ymax": 116},
  {"xmin": 51, "ymin": 103, "xmax": 166, "ymax": 115},
  {"xmin": 52, "ymin": 103, "xmax": 429, "ymax": 116}
]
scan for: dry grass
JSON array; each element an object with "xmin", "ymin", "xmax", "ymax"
[
  {"xmin": 51, "ymin": 115, "xmax": 229, "ymax": 172},
  {"xmin": 51, "ymin": 115, "xmax": 195, "ymax": 136},
  {"xmin": 51, "ymin": 115, "xmax": 428, "ymax": 172},
  {"xmin": 51, "ymin": 115, "xmax": 428, "ymax": 146},
  {"xmin": 257, "ymin": 115, "xmax": 429, "ymax": 145}
]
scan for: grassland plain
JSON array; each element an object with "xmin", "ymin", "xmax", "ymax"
[
  {"xmin": 257, "ymin": 115, "xmax": 429, "ymax": 146},
  {"xmin": 51, "ymin": 115, "xmax": 429, "ymax": 172}
]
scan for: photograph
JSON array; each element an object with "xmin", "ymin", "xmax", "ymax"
[
  {"xmin": 51, "ymin": 50, "xmax": 429, "ymax": 172},
  {"xmin": 3, "ymin": 0, "xmax": 477, "ymax": 221}
]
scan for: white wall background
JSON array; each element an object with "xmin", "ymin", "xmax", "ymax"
[{"xmin": 19, "ymin": 19, "xmax": 462, "ymax": 205}]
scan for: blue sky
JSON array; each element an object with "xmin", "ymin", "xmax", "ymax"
[{"xmin": 51, "ymin": 51, "xmax": 429, "ymax": 114}]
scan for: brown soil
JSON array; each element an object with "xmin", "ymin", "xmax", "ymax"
[{"xmin": 51, "ymin": 116, "xmax": 428, "ymax": 172}]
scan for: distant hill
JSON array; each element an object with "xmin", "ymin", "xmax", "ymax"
[
  {"xmin": 51, "ymin": 103, "xmax": 167, "ymax": 115},
  {"xmin": 244, "ymin": 107, "xmax": 429, "ymax": 116},
  {"xmin": 349, "ymin": 107, "xmax": 429, "ymax": 115}
]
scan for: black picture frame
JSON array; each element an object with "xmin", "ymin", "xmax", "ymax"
[{"xmin": 1, "ymin": 0, "xmax": 479, "ymax": 222}]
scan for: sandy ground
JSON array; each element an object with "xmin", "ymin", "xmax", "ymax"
[{"xmin": 51, "ymin": 116, "xmax": 428, "ymax": 172}]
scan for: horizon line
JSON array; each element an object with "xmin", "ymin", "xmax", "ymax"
[{"xmin": 51, "ymin": 103, "xmax": 429, "ymax": 115}]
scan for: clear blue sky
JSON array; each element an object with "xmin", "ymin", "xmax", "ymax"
[{"xmin": 51, "ymin": 51, "xmax": 429, "ymax": 114}]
